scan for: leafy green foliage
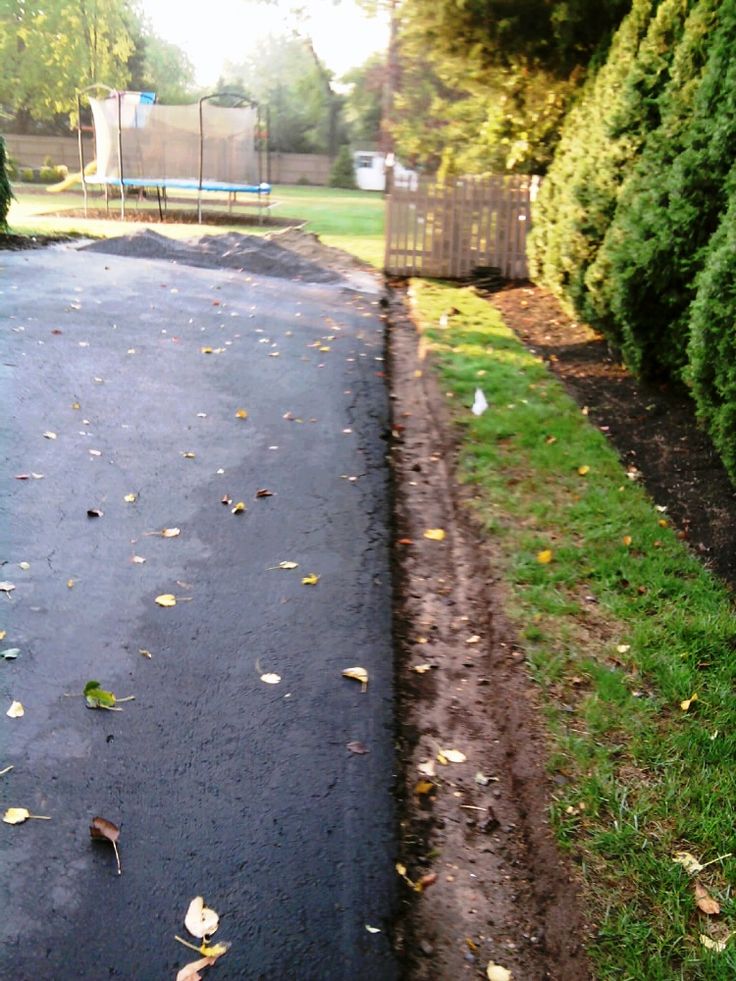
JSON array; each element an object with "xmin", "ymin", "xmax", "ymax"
[
  {"xmin": 687, "ymin": 184, "xmax": 736, "ymax": 482},
  {"xmin": 329, "ymin": 145, "xmax": 357, "ymax": 189},
  {"xmin": 341, "ymin": 54, "xmax": 384, "ymax": 146},
  {"xmin": 0, "ymin": 137, "xmax": 13, "ymax": 230}
]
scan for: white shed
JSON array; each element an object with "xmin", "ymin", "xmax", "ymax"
[{"xmin": 352, "ymin": 149, "xmax": 418, "ymax": 191}]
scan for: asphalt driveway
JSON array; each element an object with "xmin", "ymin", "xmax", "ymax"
[{"xmin": 0, "ymin": 236, "xmax": 396, "ymax": 979}]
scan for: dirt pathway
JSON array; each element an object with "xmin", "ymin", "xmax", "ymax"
[{"xmin": 387, "ymin": 291, "xmax": 590, "ymax": 980}]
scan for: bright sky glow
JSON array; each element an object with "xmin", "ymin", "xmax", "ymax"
[{"xmin": 139, "ymin": 0, "xmax": 390, "ymax": 85}]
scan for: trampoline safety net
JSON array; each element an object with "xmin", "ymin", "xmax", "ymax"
[{"xmin": 89, "ymin": 96, "xmax": 260, "ymax": 185}]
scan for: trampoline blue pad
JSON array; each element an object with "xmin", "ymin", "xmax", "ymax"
[{"xmin": 86, "ymin": 177, "xmax": 271, "ymax": 193}]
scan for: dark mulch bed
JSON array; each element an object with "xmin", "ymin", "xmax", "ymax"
[
  {"xmin": 488, "ymin": 283, "xmax": 736, "ymax": 590},
  {"xmin": 0, "ymin": 232, "xmax": 75, "ymax": 250}
]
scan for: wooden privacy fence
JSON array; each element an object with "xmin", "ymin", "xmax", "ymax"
[{"xmin": 384, "ymin": 174, "xmax": 539, "ymax": 280}]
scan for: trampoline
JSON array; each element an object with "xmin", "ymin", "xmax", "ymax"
[{"xmin": 77, "ymin": 85, "xmax": 271, "ymax": 222}]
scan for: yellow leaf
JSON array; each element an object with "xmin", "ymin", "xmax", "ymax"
[
  {"xmin": 6, "ymin": 700, "xmax": 24, "ymax": 718},
  {"xmin": 302, "ymin": 572, "xmax": 320, "ymax": 585},
  {"xmin": 622, "ymin": 535, "xmax": 633, "ymax": 547},
  {"xmin": 235, "ymin": 408, "xmax": 248, "ymax": 419},
  {"xmin": 3, "ymin": 807, "xmax": 51, "ymax": 824},
  {"xmin": 342, "ymin": 666, "xmax": 368, "ymax": 691},
  {"xmin": 673, "ymin": 851, "xmax": 704, "ymax": 874},
  {"xmin": 695, "ymin": 881, "xmax": 721, "ymax": 915},
  {"xmin": 487, "ymin": 964, "xmax": 513, "ymax": 981},
  {"xmin": 395, "ymin": 862, "xmax": 408, "ymax": 877},
  {"xmin": 139, "ymin": 649, "xmax": 153, "ymax": 659},
  {"xmin": 577, "ymin": 465, "xmax": 590, "ymax": 476},
  {"xmin": 437, "ymin": 750, "xmax": 448, "ymax": 765},
  {"xmin": 155, "ymin": 594, "xmax": 177, "ymax": 608},
  {"xmin": 184, "ymin": 896, "xmax": 219, "ymax": 939},
  {"xmin": 200, "ymin": 346, "xmax": 213, "ymax": 354},
  {"xmin": 423, "ymin": 528, "xmax": 446, "ymax": 541},
  {"xmin": 414, "ymin": 780, "xmax": 434, "ymax": 796},
  {"xmin": 700, "ymin": 934, "xmax": 730, "ymax": 953},
  {"xmin": 537, "ymin": 549, "xmax": 553, "ymax": 564},
  {"xmin": 199, "ymin": 942, "xmax": 231, "ymax": 958},
  {"xmin": 123, "ymin": 493, "xmax": 137, "ymax": 503},
  {"xmin": 412, "ymin": 664, "xmax": 432, "ymax": 674},
  {"xmin": 440, "ymin": 748, "xmax": 467, "ymax": 764},
  {"xmin": 0, "ymin": 631, "xmax": 5, "ymax": 641},
  {"xmin": 680, "ymin": 693, "xmax": 698, "ymax": 712},
  {"xmin": 67, "ymin": 579, "xmax": 75, "ymax": 589},
  {"xmin": 71, "ymin": 402, "xmax": 81, "ymax": 410},
  {"xmin": 319, "ymin": 345, "xmax": 331, "ymax": 352},
  {"xmin": 231, "ymin": 502, "xmax": 246, "ymax": 514}
]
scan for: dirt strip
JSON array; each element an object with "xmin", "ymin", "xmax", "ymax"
[{"xmin": 387, "ymin": 288, "xmax": 591, "ymax": 980}]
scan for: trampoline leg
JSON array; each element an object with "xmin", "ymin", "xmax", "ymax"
[{"xmin": 157, "ymin": 187, "xmax": 163, "ymax": 221}]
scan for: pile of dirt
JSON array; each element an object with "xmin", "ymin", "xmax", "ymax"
[
  {"xmin": 489, "ymin": 284, "xmax": 736, "ymax": 590},
  {"xmin": 80, "ymin": 228, "xmax": 345, "ymax": 284}
]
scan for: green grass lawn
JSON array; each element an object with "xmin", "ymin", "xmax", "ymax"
[
  {"xmin": 6, "ymin": 183, "xmax": 385, "ymax": 268},
  {"xmin": 409, "ymin": 279, "xmax": 736, "ymax": 979}
]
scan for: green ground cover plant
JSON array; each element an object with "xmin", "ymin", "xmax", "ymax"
[{"xmin": 410, "ymin": 278, "xmax": 736, "ymax": 979}]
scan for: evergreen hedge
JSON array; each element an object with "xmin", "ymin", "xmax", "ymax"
[{"xmin": 0, "ymin": 137, "xmax": 13, "ymax": 231}]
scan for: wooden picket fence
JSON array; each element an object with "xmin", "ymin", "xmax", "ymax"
[{"xmin": 384, "ymin": 173, "xmax": 538, "ymax": 280}]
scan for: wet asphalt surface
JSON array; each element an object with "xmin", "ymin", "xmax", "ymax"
[{"xmin": 0, "ymin": 239, "xmax": 396, "ymax": 979}]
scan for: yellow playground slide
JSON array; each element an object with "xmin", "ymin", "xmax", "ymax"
[{"xmin": 47, "ymin": 160, "xmax": 96, "ymax": 192}]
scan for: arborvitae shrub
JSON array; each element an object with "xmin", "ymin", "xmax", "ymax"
[
  {"xmin": 601, "ymin": 0, "xmax": 736, "ymax": 378},
  {"xmin": 0, "ymin": 138, "xmax": 13, "ymax": 230},
  {"xmin": 329, "ymin": 146, "xmax": 357, "ymax": 189},
  {"xmin": 687, "ymin": 179, "xmax": 736, "ymax": 481}
]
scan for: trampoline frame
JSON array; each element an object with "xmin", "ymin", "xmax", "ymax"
[{"xmin": 76, "ymin": 84, "xmax": 271, "ymax": 223}]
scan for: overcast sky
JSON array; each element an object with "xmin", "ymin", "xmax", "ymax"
[{"xmin": 139, "ymin": 0, "xmax": 390, "ymax": 84}]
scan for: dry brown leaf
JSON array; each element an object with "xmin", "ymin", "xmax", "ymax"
[
  {"xmin": 347, "ymin": 741, "xmax": 369, "ymax": 755},
  {"xmin": 417, "ymin": 872, "xmax": 438, "ymax": 892},
  {"xmin": 695, "ymin": 881, "xmax": 720, "ymax": 915},
  {"xmin": 86, "ymin": 508, "xmax": 103, "ymax": 518},
  {"xmin": 90, "ymin": 816, "xmax": 122, "ymax": 875},
  {"xmin": 255, "ymin": 489, "xmax": 273, "ymax": 498}
]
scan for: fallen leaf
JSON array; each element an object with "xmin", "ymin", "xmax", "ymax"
[
  {"xmin": 347, "ymin": 741, "xmax": 369, "ymax": 755},
  {"xmin": 3, "ymin": 807, "xmax": 51, "ymax": 824},
  {"xmin": 487, "ymin": 963, "xmax": 513, "ymax": 981},
  {"xmin": 86, "ymin": 508, "xmax": 103, "ymax": 518},
  {"xmin": 84, "ymin": 680, "xmax": 125, "ymax": 710},
  {"xmin": 342, "ymin": 666, "xmax": 368, "ymax": 691},
  {"xmin": 537, "ymin": 549, "xmax": 553, "ymax": 564},
  {"xmin": 1, "ymin": 648, "xmax": 20, "ymax": 660},
  {"xmin": 123, "ymin": 493, "xmax": 137, "ymax": 503},
  {"xmin": 71, "ymin": 402, "xmax": 81, "ymax": 410},
  {"xmin": 414, "ymin": 780, "xmax": 434, "ymax": 796},
  {"xmin": 6, "ymin": 700, "xmax": 24, "ymax": 718},
  {"xmin": 466, "ymin": 635, "xmax": 481, "ymax": 645},
  {"xmin": 700, "ymin": 934, "xmax": 730, "ymax": 953},
  {"xmin": 617, "ymin": 644, "xmax": 631, "ymax": 654},
  {"xmin": 417, "ymin": 872, "xmax": 438, "ymax": 891},
  {"xmin": 397, "ymin": 538, "xmax": 414, "ymax": 545},
  {"xmin": 88, "ymin": 449, "xmax": 102, "ymax": 457},
  {"xmin": 0, "ymin": 765, "xmax": 14, "ymax": 776},
  {"xmin": 132, "ymin": 556, "xmax": 146, "ymax": 564},
  {"xmin": 139, "ymin": 648, "xmax": 153, "ymax": 659},
  {"xmin": 439, "ymin": 748, "xmax": 466, "ymax": 764},
  {"xmin": 302, "ymin": 573, "xmax": 320, "ymax": 585},
  {"xmin": 155, "ymin": 594, "xmax": 177, "ymax": 608},
  {"xmin": 0, "ymin": 631, "xmax": 5, "ymax": 640},
  {"xmin": 182, "ymin": 452, "xmax": 196, "ymax": 459},
  {"xmin": 200, "ymin": 346, "xmax": 214, "ymax": 354},
  {"xmin": 272, "ymin": 561, "xmax": 298, "ymax": 570},
  {"xmin": 231, "ymin": 502, "xmax": 246, "ymax": 514},
  {"xmin": 260, "ymin": 673, "xmax": 281, "ymax": 685},
  {"xmin": 578, "ymin": 465, "xmax": 590, "ymax": 476},
  {"xmin": 18, "ymin": 562, "xmax": 30, "ymax": 571},
  {"xmin": 423, "ymin": 529, "xmax": 446, "ymax": 541},
  {"xmin": 680, "ymin": 693, "xmax": 698, "ymax": 712},
  {"xmin": 412, "ymin": 664, "xmax": 432, "ymax": 674},
  {"xmin": 0, "ymin": 582, "xmax": 17, "ymax": 592},
  {"xmin": 235, "ymin": 408, "xmax": 248, "ymax": 419},
  {"xmin": 622, "ymin": 535, "xmax": 633, "ymax": 546},
  {"xmin": 42, "ymin": 431, "xmax": 57, "ymax": 440},
  {"xmin": 673, "ymin": 851, "xmax": 704, "ymax": 875},
  {"xmin": 417, "ymin": 760, "xmax": 436, "ymax": 777},
  {"xmin": 185, "ymin": 896, "xmax": 220, "ymax": 939},
  {"xmin": 90, "ymin": 816, "xmax": 122, "ymax": 874},
  {"xmin": 66, "ymin": 578, "xmax": 75, "ymax": 588},
  {"xmin": 255, "ymin": 488, "xmax": 273, "ymax": 498},
  {"xmin": 161, "ymin": 528, "xmax": 181, "ymax": 538},
  {"xmin": 176, "ymin": 956, "xmax": 216, "ymax": 981},
  {"xmin": 695, "ymin": 881, "xmax": 720, "ymax": 915},
  {"xmin": 365, "ymin": 925, "xmax": 381, "ymax": 934},
  {"xmin": 221, "ymin": 494, "xmax": 232, "ymax": 505}
]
